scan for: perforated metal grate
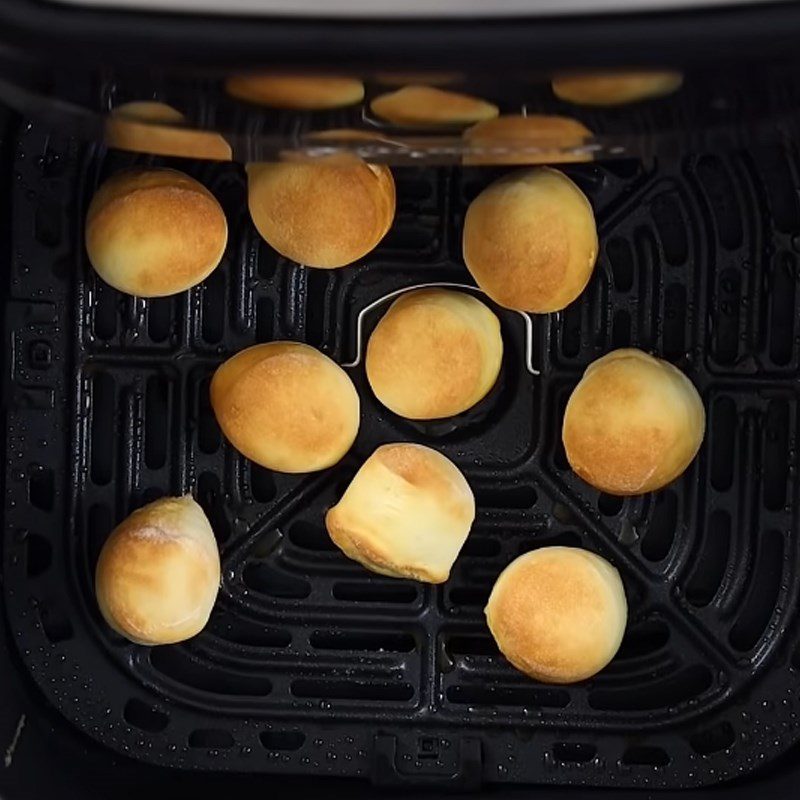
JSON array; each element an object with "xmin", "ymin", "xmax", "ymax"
[{"xmin": 3, "ymin": 120, "xmax": 800, "ymax": 789}]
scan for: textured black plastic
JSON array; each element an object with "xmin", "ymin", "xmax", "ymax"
[{"xmin": 3, "ymin": 120, "xmax": 800, "ymax": 790}]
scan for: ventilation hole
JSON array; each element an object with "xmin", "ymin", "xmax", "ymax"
[
  {"xmin": 729, "ymin": 529, "xmax": 784, "ymax": 651},
  {"xmin": 207, "ymin": 615, "xmax": 291, "ymax": 648},
  {"xmin": 598, "ymin": 493, "xmax": 623, "ymax": 517},
  {"xmin": 202, "ymin": 269, "xmax": 225, "ymax": 344},
  {"xmin": 461, "ymin": 537, "xmax": 502, "ymax": 558},
  {"xmin": 256, "ymin": 297, "xmax": 273, "ymax": 343},
  {"xmin": 28, "ymin": 465, "xmax": 54, "ymax": 511},
  {"xmin": 259, "ymin": 731, "xmax": 305, "ymax": 751},
  {"xmin": 793, "ymin": 641, "xmax": 800, "ymax": 670},
  {"xmin": 150, "ymin": 648, "xmax": 272, "ymax": 696},
  {"xmin": 93, "ymin": 281, "xmax": 117, "ymax": 341},
  {"xmin": 710, "ymin": 396, "xmax": 736, "ymax": 491},
  {"xmin": 310, "ymin": 630, "xmax": 416, "ymax": 652},
  {"xmin": 35, "ymin": 200, "xmax": 62, "ymax": 247},
  {"xmin": 770, "ymin": 253, "xmax": 796, "ymax": 366},
  {"xmin": 304, "ymin": 269, "xmax": 329, "ymax": 348},
  {"xmin": 651, "ymin": 193, "xmax": 689, "ymax": 266},
  {"xmin": 712, "ymin": 269, "xmax": 741, "ymax": 365},
  {"xmin": 763, "ymin": 400, "xmax": 790, "ymax": 511},
  {"xmin": 394, "ymin": 175, "xmax": 433, "ymax": 203},
  {"xmin": 589, "ymin": 664, "xmax": 713, "ymax": 711},
  {"xmin": 473, "ymin": 485, "xmax": 536, "ymax": 510},
  {"xmin": 448, "ymin": 586, "xmax": 491, "ymax": 608},
  {"xmin": 553, "ymin": 393, "xmax": 571, "ymax": 471},
  {"xmin": 445, "ymin": 635, "xmax": 499, "ymax": 657},
  {"xmin": 258, "ymin": 247, "xmax": 278, "ymax": 280},
  {"xmin": 662, "ymin": 284, "xmax": 687, "ymax": 359},
  {"xmin": 446, "ymin": 685, "xmax": 569, "ymax": 708},
  {"xmin": 641, "ymin": 490, "xmax": 678, "ymax": 562},
  {"xmin": 197, "ymin": 376, "xmax": 221, "ymax": 454},
  {"xmin": 37, "ymin": 601, "xmax": 74, "ymax": 643},
  {"xmin": 90, "ymin": 372, "xmax": 115, "ymax": 485},
  {"xmin": 616, "ymin": 619, "xmax": 670, "ymax": 660},
  {"xmin": 189, "ymin": 729, "xmax": 234, "ymax": 749},
  {"xmin": 622, "ymin": 745, "xmax": 670, "ymax": 767},
  {"xmin": 288, "ymin": 522, "xmax": 336, "ymax": 552},
  {"xmin": 197, "ymin": 472, "xmax": 231, "ymax": 545},
  {"xmin": 696, "ymin": 156, "xmax": 743, "ymax": 250},
  {"xmin": 381, "ymin": 224, "xmax": 434, "ymax": 252},
  {"xmin": 561, "ymin": 303, "xmax": 582, "ymax": 358},
  {"xmin": 144, "ymin": 376, "xmax": 168, "ymax": 470},
  {"xmin": 689, "ymin": 721, "xmax": 735, "ymax": 756},
  {"xmin": 754, "ymin": 146, "xmax": 799, "ymax": 233},
  {"xmin": 553, "ymin": 743, "xmax": 597, "ymax": 764},
  {"xmin": 250, "ymin": 463, "xmax": 276, "ymax": 503},
  {"xmin": 518, "ymin": 531, "xmax": 583, "ymax": 554},
  {"xmin": 333, "ymin": 582, "xmax": 417, "ymax": 604},
  {"xmin": 607, "ymin": 237, "xmax": 634, "ymax": 291},
  {"xmin": 612, "ymin": 310, "xmax": 631, "ymax": 349},
  {"xmin": 87, "ymin": 503, "xmax": 112, "ymax": 576},
  {"xmin": 685, "ymin": 509, "xmax": 731, "ymax": 607},
  {"xmin": 291, "ymin": 679, "xmax": 414, "ymax": 702},
  {"xmin": 243, "ymin": 563, "xmax": 311, "ymax": 599},
  {"xmin": 26, "ymin": 534, "xmax": 52, "ymax": 577},
  {"xmin": 123, "ymin": 698, "xmax": 169, "ymax": 733},
  {"xmin": 147, "ymin": 297, "xmax": 172, "ymax": 343}
]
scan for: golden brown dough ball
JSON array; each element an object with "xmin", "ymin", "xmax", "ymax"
[
  {"xmin": 370, "ymin": 86, "xmax": 498, "ymax": 126},
  {"xmin": 210, "ymin": 342, "xmax": 360, "ymax": 473},
  {"xmin": 563, "ymin": 348, "xmax": 706, "ymax": 495},
  {"xmin": 552, "ymin": 70, "xmax": 683, "ymax": 106},
  {"xmin": 366, "ymin": 288, "xmax": 503, "ymax": 420},
  {"xmin": 485, "ymin": 546, "xmax": 627, "ymax": 683},
  {"xmin": 105, "ymin": 101, "xmax": 232, "ymax": 161},
  {"xmin": 95, "ymin": 495, "xmax": 220, "ymax": 646},
  {"xmin": 326, "ymin": 443, "xmax": 475, "ymax": 583},
  {"xmin": 463, "ymin": 167, "xmax": 598, "ymax": 313},
  {"xmin": 246, "ymin": 159, "xmax": 395, "ymax": 269},
  {"xmin": 85, "ymin": 168, "xmax": 228, "ymax": 297},
  {"xmin": 462, "ymin": 114, "xmax": 592, "ymax": 165},
  {"xmin": 225, "ymin": 74, "xmax": 364, "ymax": 109}
]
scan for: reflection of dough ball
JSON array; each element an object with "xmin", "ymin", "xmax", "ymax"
[
  {"xmin": 366, "ymin": 288, "xmax": 503, "ymax": 419},
  {"xmin": 210, "ymin": 342, "xmax": 360, "ymax": 473},
  {"xmin": 225, "ymin": 75, "xmax": 364, "ymax": 109},
  {"xmin": 105, "ymin": 102, "xmax": 231, "ymax": 161},
  {"xmin": 463, "ymin": 114, "xmax": 592, "ymax": 165},
  {"xmin": 552, "ymin": 71, "xmax": 683, "ymax": 106},
  {"xmin": 85, "ymin": 168, "xmax": 227, "ymax": 297},
  {"xmin": 463, "ymin": 167, "xmax": 597, "ymax": 313},
  {"xmin": 486, "ymin": 547, "xmax": 627, "ymax": 683},
  {"xmin": 95, "ymin": 495, "xmax": 221, "ymax": 646},
  {"xmin": 563, "ymin": 348, "xmax": 706, "ymax": 495},
  {"xmin": 246, "ymin": 159, "xmax": 395, "ymax": 268},
  {"xmin": 371, "ymin": 86, "xmax": 498, "ymax": 126},
  {"xmin": 326, "ymin": 443, "xmax": 475, "ymax": 584}
]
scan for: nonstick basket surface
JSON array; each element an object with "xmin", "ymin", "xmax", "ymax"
[{"xmin": 3, "ymin": 119, "xmax": 800, "ymax": 790}]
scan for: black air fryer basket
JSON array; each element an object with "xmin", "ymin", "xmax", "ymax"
[{"xmin": 2, "ymin": 2, "xmax": 800, "ymax": 798}]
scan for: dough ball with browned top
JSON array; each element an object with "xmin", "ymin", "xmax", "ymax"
[
  {"xmin": 485, "ymin": 546, "xmax": 627, "ymax": 683},
  {"xmin": 366, "ymin": 288, "xmax": 503, "ymax": 420},
  {"xmin": 95, "ymin": 495, "xmax": 221, "ymax": 646},
  {"xmin": 226, "ymin": 74, "xmax": 365, "ymax": 109},
  {"xmin": 326, "ymin": 443, "xmax": 475, "ymax": 583},
  {"xmin": 463, "ymin": 167, "xmax": 598, "ymax": 313},
  {"xmin": 210, "ymin": 342, "xmax": 360, "ymax": 473},
  {"xmin": 370, "ymin": 85, "xmax": 498, "ymax": 126},
  {"xmin": 563, "ymin": 348, "xmax": 705, "ymax": 495},
  {"xmin": 85, "ymin": 168, "xmax": 228, "ymax": 297},
  {"xmin": 552, "ymin": 70, "xmax": 683, "ymax": 106}
]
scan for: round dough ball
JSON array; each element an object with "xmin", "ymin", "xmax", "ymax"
[
  {"xmin": 105, "ymin": 101, "xmax": 232, "ymax": 161},
  {"xmin": 552, "ymin": 70, "xmax": 683, "ymax": 106},
  {"xmin": 485, "ymin": 546, "xmax": 627, "ymax": 683},
  {"xmin": 210, "ymin": 341, "xmax": 360, "ymax": 473},
  {"xmin": 463, "ymin": 114, "xmax": 592, "ymax": 165},
  {"xmin": 95, "ymin": 495, "xmax": 221, "ymax": 646},
  {"xmin": 366, "ymin": 288, "xmax": 503, "ymax": 420},
  {"xmin": 225, "ymin": 74, "xmax": 364, "ymax": 109},
  {"xmin": 85, "ymin": 168, "xmax": 228, "ymax": 297},
  {"xmin": 463, "ymin": 167, "xmax": 598, "ymax": 313},
  {"xmin": 370, "ymin": 85, "xmax": 498, "ymax": 126},
  {"xmin": 246, "ymin": 159, "xmax": 395, "ymax": 268},
  {"xmin": 326, "ymin": 443, "xmax": 475, "ymax": 583},
  {"xmin": 563, "ymin": 348, "xmax": 706, "ymax": 495}
]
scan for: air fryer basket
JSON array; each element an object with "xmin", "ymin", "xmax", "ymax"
[{"xmin": 3, "ymin": 103, "xmax": 799, "ymax": 791}]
